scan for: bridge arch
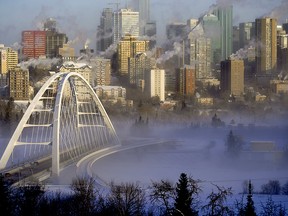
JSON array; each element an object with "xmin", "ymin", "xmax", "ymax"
[{"xmin": 0, "ymin": 72, "xmax": 120, "ymax": 176}]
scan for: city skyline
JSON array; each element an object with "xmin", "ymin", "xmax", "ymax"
[{"xmin": 0, "ymin": 0, "xmax": 286, "ymax": 52}]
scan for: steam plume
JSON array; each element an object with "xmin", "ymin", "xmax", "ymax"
[{"xmin": 19, "ymin": 58, "xmax": 61, "ymax": 71}]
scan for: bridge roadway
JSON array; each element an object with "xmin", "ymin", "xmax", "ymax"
[{"xmin": 2, "ymin": 137, "xmax": 175, "ymax": 186}]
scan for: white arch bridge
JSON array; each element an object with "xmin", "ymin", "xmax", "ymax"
[{"xmin": 0, "ymin": 72, "xmax": 120, "ymax": 177}]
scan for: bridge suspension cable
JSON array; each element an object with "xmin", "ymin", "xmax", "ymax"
[{"xmin": 0, "ymin": 72, "xmax": 120, "ymax": 176}]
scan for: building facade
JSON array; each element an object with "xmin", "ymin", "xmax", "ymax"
[
  {"xmin": 97, "ymin": 8, "xmax": 114, "ymax": 52},
  {"xmin": 175, "ymin": 66, "xmax": 196, "ymax": 96},
  {"xmin": 202, "ymin": 14, "xmax": 221, "ymax": 65},
  {"xmin": 220, "ymin": 59, "xmax": 244, "ymax": 97},
  {"xmin": 128, "ymin": 52, "xmax": 156, "ymax": 90},
  {"xmin": 0, "ymin": 45, "xmax": 18, "ymax": 74},
  {"xmin": 22, "ymin": 31, "xmax": 46, "ymax": 59},
  {"xmin": 46, "ymin": 31, "xmax": 68, "ymax": 58},
  {"xmin": 91, "ymin": 57, "xmax": 111, "ymax": 86},
  {"xmin": 190, "ymin": 37, "xmax": 212, "ymax": 79},
  {"xmin": 239, "ymin": 22, "xmax": 255, "ymax": 49},
  {"xmin": 113, "ymin": 8, "xmax": 140, "ymax": 44},
  {"xmin": 212, "ymin": 5, "xmax": 233, "ymax": 61},
  {"xmin": 255, "ymin": 17, "xmax": 277, "ymax": 74},
  {"xmin": 136, "ymin": 0, "xmax": 150, "ymax": 35},
  {"xmin": 117, "ymin": 35, "xmax": 149, "ymax": 76},
  {"xmin": 9, "ymin": 66, "xmax": 29, "ymax": 100},
  {"xmin": 145, "ymin": 68, "xmax": 165, "ymax": 101}
]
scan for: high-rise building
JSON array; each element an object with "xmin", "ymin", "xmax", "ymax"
[
  {"xmin": 282, "ymin": 22, "xmax": 288, "ymax": 34},
  {"xmin": 233, "ymin": 26, "xmax": 240, "ymax": 53},
  {"xmin": 46, "ymin": 31, "xmax": 68, "ymax": 58},
  {"xmin": 144, "ymin": 21, "xmax": 157, "ymax": 49},
  {"xmin": 22, "ymin": 31, "xmax": 46, "ymax": 59},
  {"xmin": 202, "ymin": 14, "xmax": 221, "ymax": 65},
  {"xmin": 128, "ymin": 52, "xmax": 155, "ymax": 89},
  {"xmin": 189, "ymin": 24, "xmax": 212, "ymax": 79},
  {"xmin": 97, "ymin": 8, "xmax": 114, "ymax": 52},
  {"xmin": 43, "ymin": 18, "xmax": 68, "ymax": 58},
  {"xmin": 220, "ymin": 59, "xmax": 244, "ymax": 97},
  {"xmin": 190, "ymin": 37, "xmax": 212, "ymax": 79},
  {"xmin": 9, "ymin": 66, "xmax": 29, "ymax": 100},
  {"xmin": 277, "ymin": 26, "xmax": 288, "ymax": 73},
  {"xmin": 91, "ymin": 57, "xmax": 111, "ymax": 86},
  {"xmin": 175, "ymin": 66, "xmax": 196, "ymax": 96},
  {"xmin": 212, "ymin": 5, "xmax": 233, "ymax": 61},
  {"xmin": 255, "ymin": 17, "xmax": 277, "ymax": 74},
  {"xmin": 136, "ymin": 0, "xmax": 150, "ymax": 35},
  {"xmin": 239, "ymin": 22, "xmax": 255, "ymax": 49},
  {"xmin": 145, "ymin": 68, "xmax": 165, "ymax": 101},
  {"xmin": 0, "ymin": 45, "xmax": 18, "ymax": 74},
  {"xmin": 114, "ymin": 8, "xmax": 140, "ymax": 44},
  {"xmin": 166, "ymin": 22, "xmax": 187, "ymax": 40},
  {"xmin": 117, "ymin": 35, "xmax": 149, "ymax": 76}
]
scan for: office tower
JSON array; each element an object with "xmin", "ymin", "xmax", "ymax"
[
  {"xmin": 283, "ymin": 22, "xmax": 288, "ymax": 34},
  {"xmin": 145, "ymin": 68, "xmax": 165, "ymax": 101},
  {"xmin": 233, "ymin": 26, "xmax": 240, "ymax": 53},
  {"xmin": 114, "ymin": 8, "xmax": 140, "ymax": 44},
  {"xmin": 239, "ymin": 22, "xmax": 255, "ymax": 49},
  {"xmin": 136, "ymin": 0, "xmax": 150, "ymax": 35},
  {"xmin": 9, "ymin": 66, "xmax": 29, "ymax": 100},
  {"xmin": 144, "ymin": 21, "xmax": 157, "ymax": 49},
  {"xmin": 137, "ymin": 0, "xmax": 150, "ymax": 24},
  {"xmin": 202, "ymin": 14, "xmax": 221, "ymax": 65},
  {"xmin": 190, "ymin": 37, "xmax": 212, "ymax": 79},
  {"xmin": 97, "ymin": 8, "xmax": 114, "ymax": 52},
  {"xmin": 220, "ymin": 59, "xmax": 244, "ymax": 97},
  {"xmin": 166, "ymin": 22, "xmax": 187, "ymax": 40},
  {"xmin": 0, "ymin": 45, "xmax": 18, "ymax": 74},
  {"xmin": 277, "ymin": 27, "xmax": 288, "ymax": 73},
  {"xmin": 255, "ymin": 17, "xmax": 277, "ymax": 74},
  {"xmin": 43, "ymin": 18, "xmax": 68, "ymax": 58},
  {"xmin": 175, "ymin": 66, "xmax": 196, "ymax": 96},
  {"xmin": 212, "ymin": 5, "xmax": 233, "ymax": 61},
  {"xmin": 22, "ymin": 31, "xmax": 46, "ymax": 59},
  {"xmin": 189, "ymin": 24, "xmax": 212, "ymax": 79},
  {"xmin": 46, "ymin": 31, "xmax": 68, "ymax": 58},
  {"xmin": 91, "ymin": 57, "xmax": 111, "ymax": 86},
  {"xmin": 128, "ymin": 52, "xmax": 155, "ymax": 89},
  {"xmin": 117, "ymin": 35, "xmax": 149, "ymax": 76}
]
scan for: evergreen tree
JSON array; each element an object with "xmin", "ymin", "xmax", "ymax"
[
  {"xmin": 225, "ymin": 130, "xmax": 243, "ymax": 156},
  {"xmin": 244, "ymin": 180, "xmax": 257, "ymax": 216},
  {"xmin": 174, "ymin": 173, "xmax": 198, "ymax": 216}
]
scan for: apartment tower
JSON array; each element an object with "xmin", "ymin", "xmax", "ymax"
[{"xmin": 255, "ymin": 17, "xmax": 277, "ymax": 74}]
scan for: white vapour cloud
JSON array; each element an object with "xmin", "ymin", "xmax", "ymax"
[
  {"xmin": 19, "ymin": 58, "xmax": 61, "ymax": 70},
  {"xmin": 156, "ymin": 41, "xmax": 182, "ymax": 65}
]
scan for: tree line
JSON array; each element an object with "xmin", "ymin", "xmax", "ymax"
[{"xmin": 1, "ymin": 173, "xmax": 287, "ymax": 216}]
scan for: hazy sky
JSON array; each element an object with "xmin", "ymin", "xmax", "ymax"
[{"xmin": 0, "ymin": 0, "xmax": 286, "ymax": 52}]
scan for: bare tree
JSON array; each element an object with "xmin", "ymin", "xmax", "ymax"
[
  {"xmin": 108, "ymin": 182, "xmax": 146, "ymax": 216},
  {"xmin": 150, "ymin": 179, "xmax": 175, "ymax": 216},
  {"xmin": 202, "ymin": 184, "xmax": 234, "ymax": 216},
  {"xmin": 70, "ymin": 176, "xmax": 97, "ymax": 216}
]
